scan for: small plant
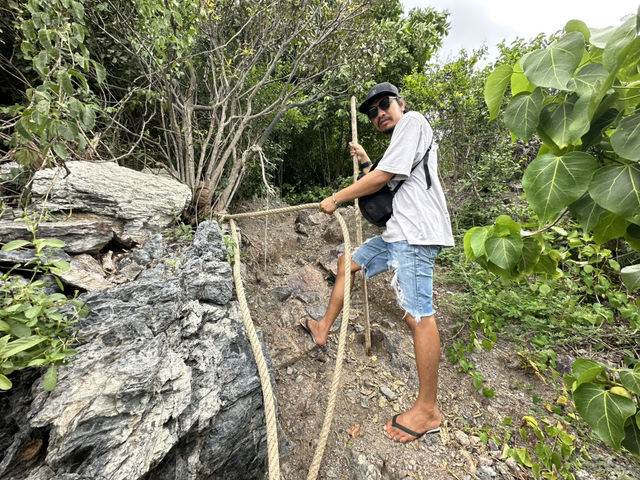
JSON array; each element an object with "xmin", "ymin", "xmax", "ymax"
[
  {"xmin": 223, "ymin": 235, "xmax": 237, "ymax": 264},
  {"xmin": 0, "ymin": 235, "xmax": 86, "ymax": 391}
]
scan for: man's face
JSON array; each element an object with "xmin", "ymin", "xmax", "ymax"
[{"xmin": 367, "ymin": 96, "xmax": 404, "ymax": 134}]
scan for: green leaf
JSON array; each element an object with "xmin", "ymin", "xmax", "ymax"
[
  {"xmin": 539, "ymin": 96, "xmax": 590, "ymax": 148},
  {"xmin": 510, "ymin": 62, "xmax": 536, "ymax": 96},
  {"xmin": 24, "ymin": 306, "xmax": 41, "ymax": 320},
  {"xmin": 574, "ymin": 382, "xmax": 636, "ymax": 450},
  {"xmin": 622, "ymin": 413, "xmax": 640, "ymax": 455},
  {"xmin": 522, "ymin": 152, "xmax": 598, "ymax": 222},
  {"xmin": 518, "ymin": 237, "xmax": 542, "ymax": 275},
  {"xmin": 43, "ymin": 364, "xmax": 57, "ymax": 391},
  {"xmin": 569, "ymin": 194, "xmax": 607, "ymax": 232},
  {"xmin": 1, "ymin": 239, "xmax": 31, "ymax": 251},
  {"xmin": 621, "ymin": 264, "xmax": 640, "ymax": 291},
  {"xmin": 572, "ymin": 358, "xmax": 606, "ymax": 388},
  {"xmin": 485, "ymin": 234, "xmax": 523, "ymax": 270},
  {"xmin": 620, "ymin": 368, "xmax": 640, "ymax": 395},
  {"xmin": 59, "ymin": 71, "xmax": 74, "ymax": 96},
  {"xmin": 8, "ymin": 320, "xmax": 31, "ymax": 338},
  {"xmin": 565, "ymin": 19, "xmax": 591, "ymax": 42},
  {"xmin": 36, "ymin": 238, "xmax": 66, "ymax": 249},
  {"xmin": 0, "ymin": 374, "xmax": 12, "ymax": 390},
  {"xmin": 494, "ymin": 215, "xmax": 521, "ymax": 236},
  {"xmin": 522, "ymin": 32, "xmax": 585, "ymax": 90},
  {"xmin": 504, "ymin": 89, "xmax": 543, "ymax": 141},
  {"xmin": 593, "ymin": 213, "xmax": 628, "ymax": 244},
  {"xmin": 611, "ymin": 113, "xmax": 640, "ymax": 161},
  {"xmin": 81, "ymin": 105, "xmax": 96, "ymax": 131},
  {"xmin": 466, "ymin": 226, "xmax": 491, "ymax": 258},
  {"xmin": 603, "ymin": 14, "xmax": 639, "ymax": 71},
  {"xmin": 569, "ymin": 63, "xmax": 609, "ymax": 98},
  {"xmin": 93, "ymin": 60, "xmax": 106, "ymax": 84},
  {"xmin": 0, "ymin": 321, "xmax": 9, "ymax": 333},
  {"xmin": 53, "ymin": 142, "xmax": 68, "ymax": 160},
  {"xmin": 484, "ymin": 64, "xmax": 513, "ymax": 121},
  {"xmin": 0, "ymin": 335, "xmax": 47, "ymax": 358},
  {"xmin": 533, "ymin": 253, "xmax": 560, "ymax": 277},
  {"xmin": 589, "ymin": 164, "xmax": 640, "ymax": 220}
]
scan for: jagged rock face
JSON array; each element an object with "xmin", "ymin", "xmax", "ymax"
[
  {"xmin": 0, "ymin": 222, "xmax": 269, "ymax": 480},
  {"xmin": 30, "ymin": 161, "xmax": 192, "ymax": 242}
]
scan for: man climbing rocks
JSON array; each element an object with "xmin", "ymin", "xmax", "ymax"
[{"xmin": 300, "ymin": 82, "xmax": 454, "ymax": 443}]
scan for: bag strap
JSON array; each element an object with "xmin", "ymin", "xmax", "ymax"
[{"xmin": 370, "ymin": 137, "xmax": 434, "ymax": 194}]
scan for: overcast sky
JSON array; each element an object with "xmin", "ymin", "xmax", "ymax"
[{"xmin": 401, "ymin": 1, "xmax": 640, "ymax": 62}]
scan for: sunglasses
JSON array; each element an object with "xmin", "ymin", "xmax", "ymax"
[{"xmin": 365, "ymin": 96, "xmax": 396, "ymax": 120}]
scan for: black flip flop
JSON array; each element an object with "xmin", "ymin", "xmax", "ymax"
[
  {"xmin": 391, "ymin": 414, "xmax": 440, "ymax": 440},
  {"xmin": 299, "ymin": 318, "xmax": 319, "ymax": 346}
]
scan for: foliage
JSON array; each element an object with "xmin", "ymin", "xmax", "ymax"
[
  {"xmin": 470, "ymin": 10, "xmax": 640, "ymax": 286},
  {"xmin": 0, "ymin": 0, "xmax": 105, "ymax": 168},
  {"xmin": 0, "ymin": 231, "xmax": 85, "ymax": 392}
]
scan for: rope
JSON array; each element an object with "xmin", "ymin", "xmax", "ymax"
[
  {"xmin": 229, "ymin": 218, "xmax": 281, "ymax": 480},
  {"xmin": 221, "ymin": 203, "xmax": 353, "ymax": 480}
]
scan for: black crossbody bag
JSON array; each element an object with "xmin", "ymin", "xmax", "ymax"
[{"xmin": 358, "ymin": 141, "xmax": 433, "ymax": 227}]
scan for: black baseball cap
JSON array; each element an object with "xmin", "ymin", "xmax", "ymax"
[{"xmin": 358, "ymin": 82, "xmax": 399, "ymax": 113}]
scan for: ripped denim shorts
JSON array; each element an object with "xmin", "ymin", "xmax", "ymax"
[{"xmin": 352, "ymin": 236, "xmax": 441, "ymax": 320}]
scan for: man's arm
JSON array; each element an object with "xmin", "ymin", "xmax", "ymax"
[{"xmin": 319, "ymin": 169, "xmax": 394, "ymax": 214}]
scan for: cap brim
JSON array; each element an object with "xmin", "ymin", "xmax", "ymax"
[{"xmin": 358, "ymin": 91, "xmax": 395, "ymax": 113}]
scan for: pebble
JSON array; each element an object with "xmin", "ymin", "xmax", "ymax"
[
  {"xmin": 505, "ymin": 457, "xmax": 520, "ymax": 474},
  {"xmin": 454, "ymin": 430, "xmax": 471, "ymax": 447},
  {"xmin": 488, "ymin": 439, "xmax": 500, "ymax": 451},
  {"xmin": 477, "ymin": 455, "xmax": 493, "ymax": 467},
  {"xmin": 379, "ymin": 385, "xmax": 397, "ymax": 400},
  {"xmin": 477, "ymin": 465, "xmax": 496, "ymax": 479}
]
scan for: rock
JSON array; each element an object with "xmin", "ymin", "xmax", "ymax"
[
  {"xmin": 318, "ymin": 244, "xmax": 345, "ymax": 277},
  {"xmin": 575, "ymin": 470, "xmax": 596, "ymax": 480},
  {"xmin": 305, "ymin": 305, "xmax": 326, "ymax": 321},
  {"xmin": 130, "ymin": 234, "xmax": 166, "ymax": 266},
  {"xmin": 271, "ymin": 286, "xmax": 295, "ymax": 301},
  {"xmin": 477, "ymin": 465, "xmax": 496, "ymax": 480},
  {"xmin": 0, "ymin": 221, "xmax": 272, "ymax": 480},
  {"xmin": 308, "ymin": 212, "xmax": 330, "ymax": 225},
  {"xmin": 379, "ymin": 385, "xmax": 397, "ymax": 401},
  {"xmin": 31, "ymin": 161, "xmax": 191, "ymax": 242},
  {"xmin": 285, "ymin": 264, "xmax": 329, "ymax": 304},
  {"xmin": 0, "ymin": 217, "xmax": 113, "ymax": 254},
  {"xmin": 57, "ymin": 254, "xmax": 112, "ymax": 291},
  {"xmin": 454, "ymin": 430, "xmax": 471, "ymax": 447},
  {"xmin": 556, "ymin": 353, "xmax": 576, "ymax": 375},
  {"xmin": 348, "ymin": 451, "xmax": 382, "ymax": 480},
  {"xmin": 505, "ymin": 457, "xmax": 520, "ymax": 474},
  {"xmin": 488, "ymin": 438, "xmax": 500, "ymax": 451}
]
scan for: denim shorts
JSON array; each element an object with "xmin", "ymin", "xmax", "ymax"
[{"xmin": 352, "ymin": 236, "xmax": 441, "ymax": 320}]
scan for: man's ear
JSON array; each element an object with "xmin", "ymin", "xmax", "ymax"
[{"xmin": 397, "ymin": 97, "xmax": 406, "ymax": 112}]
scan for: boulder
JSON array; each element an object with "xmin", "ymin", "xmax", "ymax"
[
  {"xmin": 0, "ymin": 222, "xmax": 272, "ymax": 480},
  {"xmin": 0, "ymin": 217, "xmax": 113, "ymax": 254},
  {"xmin": 30, "ymin": 162, "xmax": 192, "ymax": 242}
]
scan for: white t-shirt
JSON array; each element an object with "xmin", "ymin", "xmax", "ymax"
[{"xmin": 375, "ymin": 111, "xmax": 455, "ymax": 247}]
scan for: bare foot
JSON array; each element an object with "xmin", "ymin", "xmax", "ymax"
[
  {"xmin": 299, "ymin": 318, "xmax": 329, "ymax": 346},
  {"xmin": 383, "ymin": 407, "xmax": 441, "ymax": 443}
]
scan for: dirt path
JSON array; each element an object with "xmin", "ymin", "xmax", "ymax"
[{"xmin": 231, "ymin": 199, "xmax": 639, "ymax": 480}]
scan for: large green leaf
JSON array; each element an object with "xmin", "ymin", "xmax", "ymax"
[
  {"xmin": 467, "ymin": 226, "xmax": 491, "ymax": 258},
  {"xmin": 589, "ymin": 164, "xmax": 640, "ymax": 219},
  {"xmin": 626, "ymin": 224, "xmax": 640, "ymax": 252},
  {"xmin": 0, "ymin": 374, "xmax": 11, "ymax": 390},
  {"xmin": 611, "ymin": 113, "xmax": 640, "ymax": 161},
  {"xmin": 523, "ymin": 152, "xmax": 598, "ymax": 222},
  {"xmin": 568, "ymin": 63, "xmax": 609, "ymax": 98},
  {"xmin": 574, "ymin": 382, "xmax": 637, "ymax": 450},
  {"xmin": 43, "ymin": 364, "xmax": 57, "ymax": 391},
  {"xmin": 621, "ymin": 264, "xmax": 640, "ymax": 291},
  {"xmin": 539, "ymin": 96, "xmax": 591, "ymax": 148},
  {"xmin": 485, "ymin": 64, "xmax": 513, "ymax": 121},
  {"xmin": 603, "ymin": 14, "xmax": 639, "ymax": 71},
  {"xmin": 620, "ymin": 368, "xmax": 640, "ymax": 395},
  {"xmin": 504, "ymin": 89, "xmax": 543, "ymax": 141},
  {"xmin": 522, "ymin": 32, "xmax": 585, "ymax": 90},
  {"xmin": 569, "ymin": 194, "xmax": 607, "ymax": 232},
  {"xmin": 485, "ymin": 234, "xmax": 523, "ymax": 271},
  {"xmin": 593, "ymin": 213, "xmax": 628, "ymax": 244},
  {"xmin": 622, "ymin": 413, "xmax": 640, "ymax": 456},
  {"xmin": 510, "ymin": 62, "xmax": 535, "ymax": 96},
  {"xmin": 572, "ymin": 358, "xmax": 607, "ymax": 388},
  {"xmin": 518, "ymin": 236, "xmax": 542, "ymax": 275}
]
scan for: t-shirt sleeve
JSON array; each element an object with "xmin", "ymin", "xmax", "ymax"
[{"xmin": 375, "ymin": 114, "xmax": 424, "ymax": 180}]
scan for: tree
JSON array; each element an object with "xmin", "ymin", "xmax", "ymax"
[
  {"xmin": 471, "ymin": 9, "xmax": 640, "ymax": 455},
  {"xmin": 85, "ymin": 0, "xmax": 384, "ymax": 217}
]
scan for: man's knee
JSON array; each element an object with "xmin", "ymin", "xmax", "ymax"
[
  {"xmin": 337, "ymin": 254, "xmax": 360, "ymax": 275},
  {"xmin": 404, "ymin": 313, "xmax": 436, "ymax": 330}
]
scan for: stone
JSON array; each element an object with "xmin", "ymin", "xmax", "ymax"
[
  {"xmin": 454, "ymin": 430, "xmax": 471, "ymax": 447},
  {"xmin": 285, "ymin": 264, "xmax": 329, "ymax": 304},
  {"xmin": 317, "ymin": 244, "xmax": 345, "ymax": 277},
  {"xmin": 348, "ymin": 451, "xmax": 382, "ymax": 480},
  {"xmin": 0, "ymin": 221, "xmax": 272, "ymax": 480},
  {"xmin": 0, "ymin": 217, "xmax": 113, "ymax": 254},
  {"xmin": 31, "ymin": 161, "xmax": 191, "ymax": 242},
  {"xmin": 379, "ymin": 385, "xmax": 397, "ymax": 401},
  {"xmin": 57, "ymin": 254, "xmax": 112, "ymax": 291},
  {"xmin": 130, "ymin": 234, "xmax": 166, "ymax": 266},
  {"xmin": 477, "ymin": 465, "xmax": 496, "ymax": 480}
]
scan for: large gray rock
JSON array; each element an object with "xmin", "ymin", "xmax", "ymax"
[
  {"xmin": 30, "ymin": 161, "xmax": 192, "ymax": 242},
  {"xmin": 0, "ymin": 222, "xmax": 271, "ymax": 480},
  {"xmin": 0, "ymin": 217, "xmax": 113, "ymax": 254}
]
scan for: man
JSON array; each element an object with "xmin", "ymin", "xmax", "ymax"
[{"xmin": 300, "ymin": 82, "xmax": 454, "ymax": 443}]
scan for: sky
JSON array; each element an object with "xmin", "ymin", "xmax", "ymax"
[{"xmin": 401, "ymin": 0, "xmax": 640, "ymax": 63}]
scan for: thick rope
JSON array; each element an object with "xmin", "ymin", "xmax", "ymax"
[
  {"xmin": 221, "ymin": 203, "xmax": 353, "ymax": 480},
  {"xmin": 229, "ymin": 219, "xmax": 281, "ymax": 480}
]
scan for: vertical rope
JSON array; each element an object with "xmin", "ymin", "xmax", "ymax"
[
  {"xmin": 229, "ymin": 219, "xmax": 281, "ymax": 480},
  {"xmin": 350, "ymin": 96, "xmax": 372, "ymax": 356}
]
